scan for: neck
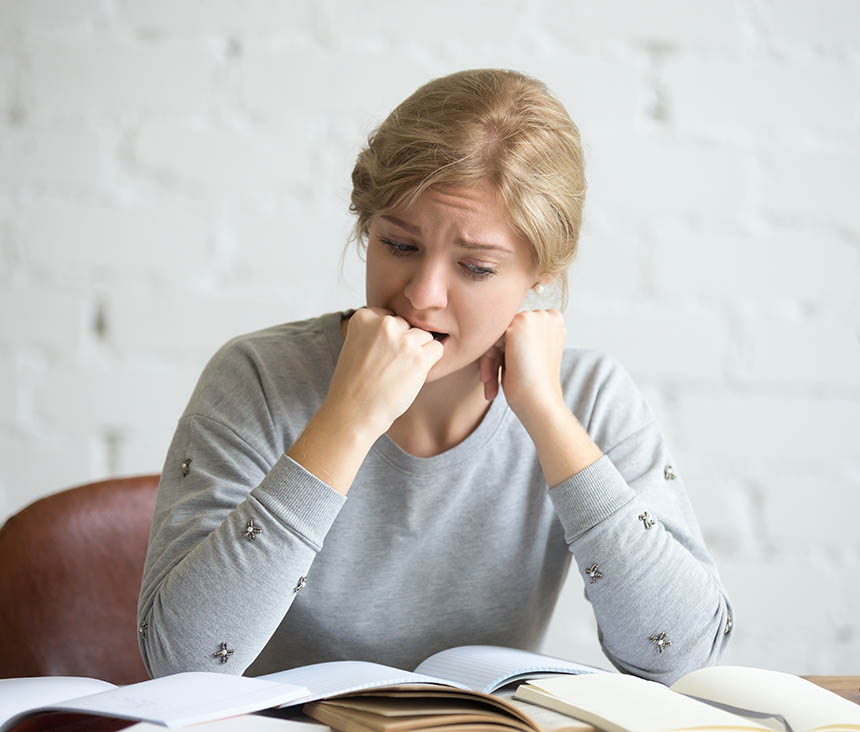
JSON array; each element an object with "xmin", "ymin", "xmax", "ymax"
[{"xmin": 387, "ymin": 364, "xmax": 493, "ymax": 457}]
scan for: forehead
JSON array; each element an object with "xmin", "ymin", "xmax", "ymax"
[
  {"xmin": 373, "ymin": 182, "xmax": 537, "ymax": 269},
  {"xmin": 380, "ymin": 182, "xmax": 522, "ymax": 242},
  {"xmin": 408, "ymin": 182, "xmax": 506, "ymax": 223}
]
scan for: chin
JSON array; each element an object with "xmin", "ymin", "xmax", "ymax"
[
  {"xmin": 424, "ymin": 353, "xmax": 480, "ymax": 386},
  {"xmin": 424, "ymin": 363, "xmax": 447, "ymax": 383}
]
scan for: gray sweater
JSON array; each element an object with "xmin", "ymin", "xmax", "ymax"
[{"xmin": 137, "ymin": 310, "xmax": 733, "ymax": 684}]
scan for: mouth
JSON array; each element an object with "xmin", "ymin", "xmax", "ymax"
[{"xmin": 402, "ymin": 316, "xmax": 449, "ymax": 343}]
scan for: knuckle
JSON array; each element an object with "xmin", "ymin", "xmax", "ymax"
[
  {"xmin": 382, "ymin": 317, "xmax": 400, "ymax": 335},
  {"xmin": 354, "ymin": 308, "xmax": 373, "ymax": 325},
  {"xmin": 407, "ymin": 348, "xmax": 424, "ymax": 367},
  {"xmin": 410, "ymin": 328, "xmax": 431, "ymax": 344}
]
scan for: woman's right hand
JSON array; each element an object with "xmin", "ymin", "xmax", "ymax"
[{"xmin": 325, "ymin": 307, "xmax": 444, "ymax": 439}]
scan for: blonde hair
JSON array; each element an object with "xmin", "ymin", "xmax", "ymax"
[{"xmin": 349, "ymin": 68, "xmax": 586, "ymax": 308}]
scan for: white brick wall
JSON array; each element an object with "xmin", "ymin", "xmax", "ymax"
[
  {"xmin": 25, "ymin": 35, "xmax": 219, "ymax": 122},
  {"xmin": 0, "ymin": 127, "xmax": 107, "ymax": 192},
  {"xmin": 1, "ymin": 0, "xmax": 858, "ymax": 675}
]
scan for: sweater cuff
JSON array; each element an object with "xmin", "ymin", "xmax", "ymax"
[
  {"xmin": 548, "ymin": 454, "xmax": 636, "ymax": 541},
  {"xmin": 252, "ymin": 453, "xmax": 347, "ymax": 548}
]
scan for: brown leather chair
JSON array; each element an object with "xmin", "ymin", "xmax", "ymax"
[{"xmin": 0, "ymin": 475, "xmax": 160, "ymax": 684}]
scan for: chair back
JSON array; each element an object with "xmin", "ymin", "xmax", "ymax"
[{"xmin": 0, "ymin": 474, "xmax": 160, "ymax": 684}]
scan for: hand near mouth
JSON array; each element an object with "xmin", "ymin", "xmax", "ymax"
[
  {"xmin": 328, "ymin": 306, "xmax": 444, "ymax": 437},
  {"xmin": 479, "ymin": 310, "xmax": 567, "ymax": 423}
]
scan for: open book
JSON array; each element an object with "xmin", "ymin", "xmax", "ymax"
[
  {"xmin": 259, "ymin": 645, "xmax": 605, "ymax": 732},
  {"xmin": 0, "ymin": 672, "xmax": 310, "ymax": 731},
  {"xmin": 513, "ymin": 665, "xmax": 860, "ymax": 732},
  {"xmin": 0, "ymin": 645, "xmax": 601, "ymax": 732}
]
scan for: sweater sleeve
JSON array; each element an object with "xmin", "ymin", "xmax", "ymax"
[
  {"xmin": 547, "ymin": 353, "xmax": 733, "ymax": 685},
  {"xmin": 137, "ymin": 341, "xmax": 347, "ymax": 678}
]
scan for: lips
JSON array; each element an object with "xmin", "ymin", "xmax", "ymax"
[{"xmin": 403, "ymin": 317, "xmax": 449, "ymax": 343}]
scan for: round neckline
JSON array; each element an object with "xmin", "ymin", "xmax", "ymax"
[
  {"xmin": 373, "ymin": 390, "xmax": 510, "ymax": 476},
  {"xmin": 321, "ymin": 308, "xmax": 512, "ymax": 477}
]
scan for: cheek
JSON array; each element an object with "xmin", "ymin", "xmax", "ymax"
[
  {"xmin": 365, "ymin": 249, "xmax": 396, "ymax": 300},
  {"xmin": 456, "ymin": 288, "xmax": 525, "ymax": 344}
]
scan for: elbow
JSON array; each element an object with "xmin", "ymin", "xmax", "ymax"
[
  {"xmin": 602, "ymin": 592, "xmax": 734, "ymax": 686},
  {"xmin": 696, "ymin": 594, "xmax": 734, "ymax": 671},
  {"xmin": 137, "ymin": 600, "xmax": 198, "ymax": 679},
  {"xmin": 137, "ymin": 612, "xmax": 178, "ymax": 679},
  {"xmin": 138, "ymin": 638, "xmax": 159, "ymax": 680},
  {"xmin": 137, "ymin": 601, "xmax": 253, "ymax": 678},
  {"xmin": 652, "ymin": 593, "xmax": 736, "ymax": 685},
  {"xmin": 140, "ymin": 630, "xmax": 238, "ymax": 678}
]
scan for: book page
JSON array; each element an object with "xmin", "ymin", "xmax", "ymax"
[
  {"xmin": 306, "ymin": 697, "xmax": 536, "ymax": 732},
  {"xmin": 333, "ymin": 684, "xmax": 541, "ymax": 728},
  {"xmin": 123, "ymin": 717, "xmax": 329, "ymax": 730},
  {"xmin": 495, "ymin": 687, "xmax": 597, "ymax": 732},
  {"xmin": 515, "ymin": 674, "xmax": 772, "ymax": 732},
  {"xmin": 261, "ymin": 661, "xmax": 467, "ymax": 704},
  {"xmin": 413, "ymin": 645, "xmax": 605, "ymax": 693},
  {"xmin": 11, "ymin": 672, "xmax": 309, "ymax": 729},
  {"xmin": 0, "ymin": 676, "xmax": 117, "ymax": 728},
  {"xmin": 670, "ymin": 666, "xmax": 860, "ymax": 731},
  {"xmin": 307, "ymin": 699, "xmax": 529, "ymax": 732},
  {"xmin": 321, "ymin": 696, "xmax": 504, "ymax": 717}
]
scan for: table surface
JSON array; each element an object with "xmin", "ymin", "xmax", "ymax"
[{"xmin": 804, "ymin": 675, "xmax": 860, "ymax": 704}]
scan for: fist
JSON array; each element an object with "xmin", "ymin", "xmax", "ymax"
[
  {"xmin": 327, "ymin": 307, "xmax": 444, "ymax": 436},
  {"xmin": 478, "ymin": 309, "xmax": 566, "ymax": 421}
]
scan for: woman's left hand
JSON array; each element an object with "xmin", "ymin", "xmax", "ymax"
[{"xmin": 478, "ymin": 309, "xmax": 567, "ymax": 426}]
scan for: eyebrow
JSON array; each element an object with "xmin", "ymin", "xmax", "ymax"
[{"xmin": 380, "ymin": 214, "xmax": 514, "ymax": 255}]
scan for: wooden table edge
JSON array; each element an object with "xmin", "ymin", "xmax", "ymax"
[{"xmin": 802, "ymin": 675, "xmax": 860, "ymax": 705}]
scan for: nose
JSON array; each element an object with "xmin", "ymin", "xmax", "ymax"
[{"xmin": 402, "ymin": 258, "xmax": 448, "ymax": 311}]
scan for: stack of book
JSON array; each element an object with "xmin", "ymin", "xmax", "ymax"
[{"xmin": 2, "ymin": 645, "xmax": 858, "ymax": 732}]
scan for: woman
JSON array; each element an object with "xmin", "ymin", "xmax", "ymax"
[{"xmin": 138, "ymin": 68, "xmax": 733, "ymax": 685}]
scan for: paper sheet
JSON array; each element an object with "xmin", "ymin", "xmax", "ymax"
[
  {"xmin": 261, "ymin": 661, "xmax": 461, "ymax": 705},
  {"xmin": 516, "ymin": 674, "xmax": 771, "ymax": 732},
  {"xmin": 671, "ymin": 666, "xmax": 860, "ymax": 731},
  {"xmin": 414, "ymin": 645, "xmax": 604, "ymax": 693},
  {"xmin": 0, "ymin": 676, "xmax": 117, "ymax": 725},
  {"xmin": 33, "ymin": 672, "xmax": 308, "ymax": 728}
]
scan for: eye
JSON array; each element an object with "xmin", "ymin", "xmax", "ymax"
[
  {"xmin": 461, "ymin": 263, "xmax": 498, "ymax": 281},
  {"xmin": 379, "ymin": 235, "xmax": 498, "ymax": 281},
  {"xmin": 379, "ymin": 236, "xmax": 416, "ymax": 256}
]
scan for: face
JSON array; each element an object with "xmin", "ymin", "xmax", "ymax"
[{"xmin": 365, "ymin": 180, "xmax": 541, "ymax": 383}]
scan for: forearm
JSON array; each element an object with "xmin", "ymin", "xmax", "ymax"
[
  {"xmin": 139, "ymin": 420, "xmax": 346, "ymax": 677},
  {"xmin": 288, "ymin": 305, "xmax": 442, "ymax": 495},
  {"xmin": 573, "ymin": 496, "xmax": 731, "ymax": 683},
  {"xmin": 142, "ymin": 486, "xmax": 314, "ymax": 675},
  {"xmin": 518, "ymin": 399, "xmax": 604, "ymax": 488},
  {"xmin": 287, "ymin": 400, "xmax": 380, "ymax": 495},
  {"xmin": 550, "ymin": 455, "xmax": 733, "ymax": 684}
]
